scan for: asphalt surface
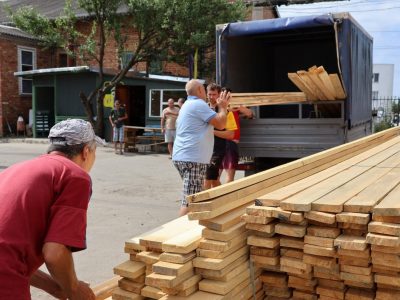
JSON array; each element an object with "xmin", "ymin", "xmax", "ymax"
[{"xmin": 0, "ymin": 139, "xmax": 243, "ymax": 299}]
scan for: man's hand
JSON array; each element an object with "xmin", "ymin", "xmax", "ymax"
[
  {"xmin": 217, "ymin": 90, "xmax": 230, "ymax": 110},
  {"xmin": 69, "ymin": 281, "xmax": 95, "ymax": 300}
]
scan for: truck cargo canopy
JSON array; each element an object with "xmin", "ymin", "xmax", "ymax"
[{"xmin": 221, "ymin": 15, "xmax": 334, "ymax": 37}]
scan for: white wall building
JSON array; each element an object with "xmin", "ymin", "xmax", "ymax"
[{"xmin": 372, "ymin": 64, "xmax": 394, "ymax": 100}]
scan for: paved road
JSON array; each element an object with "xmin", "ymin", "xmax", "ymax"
[{"xmin": 0, "ymin": 140, "xmax": 243, "ymax": 299}]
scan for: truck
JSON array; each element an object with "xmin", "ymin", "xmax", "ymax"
[{"xmin": 216, "ymin": 13, "xmax": 373, "ymax": 172}]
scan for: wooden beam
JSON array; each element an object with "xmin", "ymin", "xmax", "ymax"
[
  {"xmin": 288, "ymin": 73, "xmax": 318, "ymax": 100},
  {"xmin": 329, "ymin": 74, "xmax": 346, "ymax": 99}
]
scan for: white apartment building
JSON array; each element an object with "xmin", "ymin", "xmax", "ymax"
[{"xmin": 372, "ymin": 64, "xmax": 394, "ymax": 99}]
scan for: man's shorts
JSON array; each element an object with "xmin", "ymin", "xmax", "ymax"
[
  {"xmin": 205, "ymin": 153, "xmax": 225, "ymax": 180},
  {"xmin": 165, "ymin": 129, "xmax": 176, "ymax": 143},
  {"xmin": 221, "ymin": 141, "xmax": 239, "ymax": 170},
  {"xmin": 173, "ymin": 161, "xmax": 208, "ymax": 207},
  {"xmin": 113, "ymin": 126, "xmax": 124, "ymax": 142}
]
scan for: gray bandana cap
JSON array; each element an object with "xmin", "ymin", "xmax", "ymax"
[{"xmin": 48, "ymin": 119, "xmax": 106, "ymax": 146}]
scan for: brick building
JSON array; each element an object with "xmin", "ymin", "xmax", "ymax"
[{"xmin": 0, "ymin": 25, "xmax": 56, "ymax": 136}]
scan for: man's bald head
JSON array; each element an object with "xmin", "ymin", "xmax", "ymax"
[{"xmin": 186, "ymin": 79, "xmax": 205, "ymax": 97}]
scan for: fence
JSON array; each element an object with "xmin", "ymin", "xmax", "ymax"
[{"xmin": 372, "ymin": 97, "xmax": 400, "ymax": 132}]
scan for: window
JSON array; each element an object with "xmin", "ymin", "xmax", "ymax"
[
  {"xmin": 58, "ymin": 53, "xmax": 68, "ymax": 67},
  {"xmin": 120, "ymin": 51, "xmax": 134, "ymax": 70},
  {"xmin": 149, "ymin": 89, "xmax": 186, "ymax": 117},
  {"xmin": 373, "ymin": 73, "xmax": 379, "ymax": 83},
  {"xmin": 18, "ymin": 46, "xmax": 36, "ymax": 95},
  {"xmin": 372, "ymin": 91, "xmax": 379, "ymax": 99}
]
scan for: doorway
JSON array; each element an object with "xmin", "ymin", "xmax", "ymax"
[{"xmin": 115, "ymin": 85, "xmax": 146, "ymax": 127}]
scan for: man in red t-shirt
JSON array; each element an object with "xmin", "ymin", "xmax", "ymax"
[{"xmin": 0, "ymin": 119, "xmax": 105, "ymax": 300}]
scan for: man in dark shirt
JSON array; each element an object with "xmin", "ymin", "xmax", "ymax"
[
  {"xmin": 109, "ymin": 100, "xmax": 128, "ymax": 154},
  {"xmin": 204, "ymin": 83, "xmax": 237, "ymax": 189}
]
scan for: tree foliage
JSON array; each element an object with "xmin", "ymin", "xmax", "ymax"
[{"xmin": 10, "ymin": 0, "xmax": 246, "ymax": 136}]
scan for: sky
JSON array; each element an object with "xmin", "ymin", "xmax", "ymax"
[{"xmin": 278, "ymin": 0, "xmax": 400, "ymax": 96}]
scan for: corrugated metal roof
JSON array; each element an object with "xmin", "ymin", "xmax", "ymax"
[
  {"xmin": 0, "ymin": 0, "xmax": 129, "ymax": 23},
  {"xmin": 0, "ymin": 24, "xmax": 38, "ymax": 40}
]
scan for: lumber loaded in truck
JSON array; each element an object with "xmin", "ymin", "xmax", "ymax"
[{"xmin": 216, "ymin": 13, "xmax": 373, "ymax": 172}]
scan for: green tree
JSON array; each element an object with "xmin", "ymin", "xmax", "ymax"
[{"xmin": 10, "ymin": 0, "xmax": 246, "ymax": 136}]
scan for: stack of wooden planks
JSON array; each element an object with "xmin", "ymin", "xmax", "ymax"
[
  {"xmin": 229, "ymin": 65, "xmax": 346, "ymax": 108},
  {"xmin": 112, "ymin": 216, "xmax": 205, "ymax": 299},
  {"xmin": 108, "ymin": 127, "xmax": 400, "ymax": 300},
  {"xmin": 237, "ymin": 131, "xmax": 400, "ymax": 299},
  {"xmin": 288, "ymin": 65, "xmax": 346, "ymax": 101}
]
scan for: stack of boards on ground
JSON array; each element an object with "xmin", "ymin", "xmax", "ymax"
[
  {"xmin": 107, "ymin": 127, "xmax": 400, "ymax": 299},
  {"xmin": 230, "ymin": 65, "xmax": 346, "ymax": 108},
  {"xmin": 240, "ymin": 127, "xmax": 400, "ymax": 300}
]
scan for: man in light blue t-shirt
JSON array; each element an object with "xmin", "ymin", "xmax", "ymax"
[{"xmin": 173, "ymin": 79, "xmax": 230, "ymax": 216}]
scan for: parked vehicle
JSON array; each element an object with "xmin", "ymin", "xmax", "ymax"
[{"xmin": 216, "ymin": 13, "xmax": 373, "ymax": 172}]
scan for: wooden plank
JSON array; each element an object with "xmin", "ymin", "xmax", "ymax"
[
  {"xmin": 366, "ymin": 233, "xmax": 400, "ymax": 247},
  {"xmin": 198, "ymin": 203, "xmax": 248, "ymax": 231},
  {"xmin": 297, "ymin": 70, "xmax": 327, "ymax": 100},
  {"xmin": 196, "ymin": 239, "xmax": 247, "ymax": 259},
  {"xmin": 307, "ymin": 226, "xmax": 341, "ymax": 238},
  {"xmin": 159, "ymin": 290, "xmax": 222, "ymax": 300},
  {"xmin": 136, "ymin": 251, "xmax": 161, "ymax": 265},
  {"xmin": 145, "ymin": 269, "xmax": 194, "ymax": 289},
  {"xmin": 334, "ymin": 235, "xmax": 367, "ymax": 251},
  {"xmin": 275, "ymin": 223, "xmax": 307, "ymax": 238},
  {"xmin": 375, "ymin": 274, "xmax": 400, "ymax": 287},
  {"xmin": 373, "ymin": 180, "xmax": 400, "ymax": 216},
  {"xmin": 118, "ymin": 278, "xmax": 144, "ymax": 294},
  {"xmin": 162, "ymin": 225, "xmax": 203, "ymax": 254},
  {"xmin": 152, "ymin": 261, "xmax": 193, "ymax": 277},
  {"xmin": 161, "ymin": 274, "xmax": 201, "ymax": 295},
  {"xmin": 369, "ymin": 221, "xmax": 400, "ymax": 236},
  {"xmin": 229, "ymin": 92, "xmax": 307, "ymax": 107},
  {"xmin": 195, "ymin": 255, "xmax": 248, "ymax": 279},
  {"xmin": 192, "ymin": 245, "xmax": 248, "ymax": 270},
  {"xmin": 188, "ymin": 127, "xmax": 400, "ymax": 204},
  {"xmin": 345, "ymin": 166, "xmax": 400, "ymax": 213},
  {"xmin": 303, "ymin": 244, "xmax": 335, "ymax": 257},
  {"xmin": 113, "ymin": 261, "xmax": 145, "ymax": 280},
  {"xmin": 140, "ymin": 286, "xmax": 166, "ymax": 299},
  {"xmin": 303, "ymin": 253, "xmax": 337, "ymax": 269},
  {"xmin": 245, "ymin": 221, "xmax": 276, "ymax": 234},
  {"xmin": 336, "ymin": 212, "xmax": 370, "ymax": 225},
  {"xmin": 139, "ymin": 216, "xmax": 199, "ymax": 250},
  {"xmin": 112, "ymin": 288, "xmax": 144, "ymax": 300},
  {"xmin": 304, "ymin": 235, "xmax": 334, "ymax": 248},
  {"xmin": 159, "ymin": 252, "xmax": 196, "ymax": 264},
  {"xmin": 329, "ymin": 74, "xmax": 346, "ymax": 99},
  {"xmin": 93, "ymin": 276, "xmax": 120, "ymax": 300},
  {"xmin": 305, "ymin": 211, "xmax": 336, "ymax": 224},
  {"xmin": 345, "ymin": 287, "xmax": 375, "ymax": 300},
  {"xmin": 247, "ymin": 235, "xmax": 280, "ymax": 249},
  {"xmin": 340, "ymin": 264, "xmax": 372, "ymax": 276},
  {"xmin": 288, "ymin": 72, "xmax": 318, "ymax": 100},
  {"xmin": 199, "ymin": 268, "xmax": 250, "ymax": 295},
  {"xmin": 315, "ymin": 66, "xmax": 337, "ymax": 99},
  {"xmin": 280, "ymin": 236, "xmax": 304, "ymax": 249},
  {"xmin": 307, "ymin": 67, "xmax": 336, "ymax": 100},
  {"xmin": 198, "ymin": 231, "xmax": 248, "ymax": 252}
]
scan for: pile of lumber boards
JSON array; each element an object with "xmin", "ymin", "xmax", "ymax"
[
  {"xmin": 112, "ymin": 216, "xmax": 205, "ymax": 299},
  {"xmin": 288, "ymin": 65, "xmax": 346, "ymax": 101},
  {"xmin": 239, "ymin": 130, "xmax": 400, "ymax": 299},
  {"xmin": 107, "ymin": 127, "xmax": 400, "ymax": 300},
  {"xmin": 229, "ymin": 65, "xmax": 346, "ymax": 108}
]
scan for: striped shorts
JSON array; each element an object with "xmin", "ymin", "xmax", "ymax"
[{"xmin": 173, "ymin": 161, "xmax": 208, "ymax": 207}]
